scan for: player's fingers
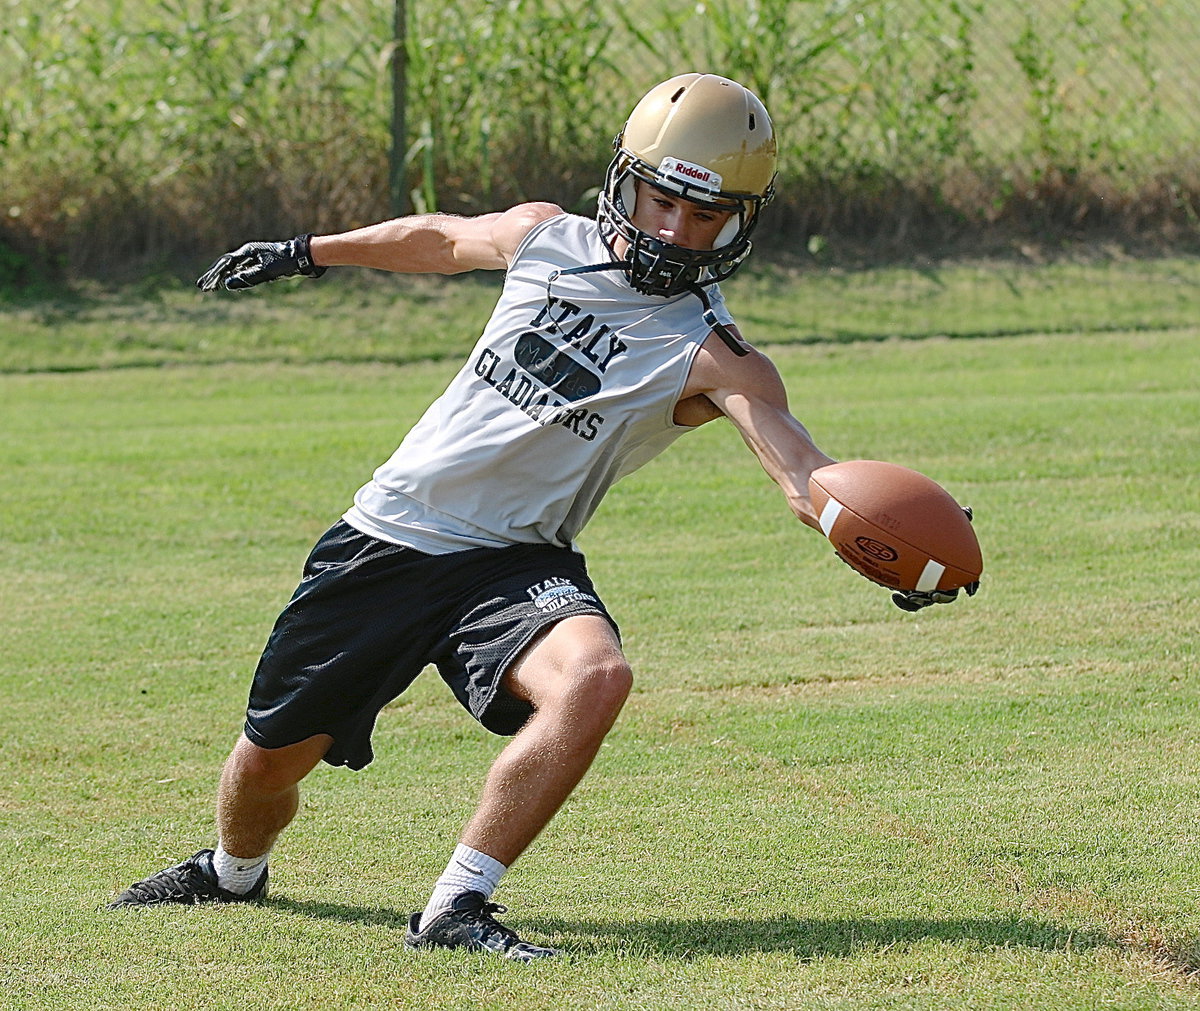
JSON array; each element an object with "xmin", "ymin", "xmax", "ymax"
[
  {"xmin": 196, "ymin": 257, "xmax": 233, "ymax": 290},
  {"xmin": 891, "ymin": 592, "xmax": 927, "ymax": 612},
  {"xmin": 198, "ymin": 252, "xmax": 260, "ymax": 290},
  {"xmin": 212, "ymin": 257, "xmax": 266, "ymax": 291},
  {"xmin": 222, "ymin": 269, "xmax": 259, "ymax": 290}
]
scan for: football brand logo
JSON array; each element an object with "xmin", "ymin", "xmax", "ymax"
[{"xmin": 854, "ymin": 536, "xmax": 899, "ymax": 562}]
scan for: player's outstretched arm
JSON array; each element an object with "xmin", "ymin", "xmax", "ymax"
[
  {"xmin": 687, "ymin": 334, "xmax": 836, "ymax": 532},
  {"xmin": 311, "ymin": 202, "xmax": 563, "ymax": 274},
  {"xmin": 691, "ymin": 333, "xmax": 976, "ymax": 612},
  {"xmin": 196, "ymin": 202, "xmax": 563, "ymax": 291}
]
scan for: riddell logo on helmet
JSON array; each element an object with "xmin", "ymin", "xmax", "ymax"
[{"xmin": 659, "ymin": 158, "xmax": 722, "ymax": 192}]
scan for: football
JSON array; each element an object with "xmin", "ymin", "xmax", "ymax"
[{"xmin": 808, "ymin": 460, "xmax": 983, "ymax": 592}]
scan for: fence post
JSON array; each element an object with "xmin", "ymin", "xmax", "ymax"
[{"xmin": 389, "ymin": 0, "xmax": 408, "ymax": 218}]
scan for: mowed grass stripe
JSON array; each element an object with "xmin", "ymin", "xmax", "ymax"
[{"xmin": 3, "ymin": 257, "xmax": 1200, "ymax": 375}]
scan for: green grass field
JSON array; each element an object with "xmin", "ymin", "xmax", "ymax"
[{"xmin": 1, "ymin": 266, "xmax": 1198, "ymax": 1008}]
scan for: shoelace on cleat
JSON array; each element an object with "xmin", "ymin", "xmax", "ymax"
[
  {"xmin": 458, "ymin": 900, "xmax": 521, "ymax": 948},
  {"xmin": 461, "ymin": 900, "xmax": 556, "ymax": 958},
  {"xmin": 123, "ymin": 861, "xmax": 217, "ymax": 903}
]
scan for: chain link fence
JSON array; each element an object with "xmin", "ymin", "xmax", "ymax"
[{"xmin": 1, "ymin": 0, "xmax": 1197, "ymax": 277}]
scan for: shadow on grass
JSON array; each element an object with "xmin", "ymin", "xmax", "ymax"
[
  {"xmin": 269, "ymin": 897, "xmax": 411, "ymax": 930},
  {"xmin": 524, "ymin": 914, "xmax": 1115, "ymax": 960},
  {"xmin": 269, "ymin": 898, "xmax": 1113, "ymax": 960}
]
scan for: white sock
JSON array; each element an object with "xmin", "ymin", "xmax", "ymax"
[
  {"xmin": 213, "ymin": 844, "xmax": 269, "ymax": 894},
  {"xmin": 420, "ymin": 844, "xmax": 507, "ymax": 930}
]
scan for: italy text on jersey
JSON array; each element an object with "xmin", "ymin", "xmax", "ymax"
[{"xmin": 471, "ymin": 295, "xmax": 629, "ymax": 443}]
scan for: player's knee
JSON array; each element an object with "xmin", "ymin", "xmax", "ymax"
[
  {"xmin": 568, "ymin": 653, "xmax": 633, "ymax": 720},
  {"xmin": 228, "ymin": 735, "xmax": 327, "ymax": 794}
]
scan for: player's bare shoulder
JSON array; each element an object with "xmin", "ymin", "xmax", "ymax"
[
  {"xmin": 440, "ymin": 202, "xmax": 563, "ymax": 271},
  {"xmin": 683, "ymin": 328, "xmax": 786, "ymax": 405},
  {"xmin": 491, "ymin": 202, "xmax": 565, "ymax": 264}
]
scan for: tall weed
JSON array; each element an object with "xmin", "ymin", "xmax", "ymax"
[{"xmin": 404, "ymin": 0, "xmax": 617, "ymax": 212}]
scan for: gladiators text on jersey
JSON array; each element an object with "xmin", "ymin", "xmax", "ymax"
[{"xmin": 471, "ymin": 296, "xmax": 629, "ymax": 442}]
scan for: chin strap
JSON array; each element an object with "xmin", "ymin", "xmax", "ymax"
[
  {"xmin": 545, "ymin": 261, "xmax": 627, "ymax": 288},
  {"xmin": 544, "ymin": 264, "xmax": 749, "ymax": 357},
  {"xmin": 688, "ymin": 282, "xmax": 749, "ymax": 357}
]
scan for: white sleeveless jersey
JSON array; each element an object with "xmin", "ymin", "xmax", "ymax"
[{"xmin": 344, "ymin": 212, "xmax": 734, "ymax": 552}]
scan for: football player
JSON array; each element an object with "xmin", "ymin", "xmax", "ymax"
[{"xmin": 109, "ymin": 73, "xmax": 960, "ymax": 958}]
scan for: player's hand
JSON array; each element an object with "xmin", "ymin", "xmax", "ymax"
[
  {"xmin": 196, "ymin": 234, "xmax": 326, "ymax": 291},
  {"xmin": 892, "ymin": 581, "xmax": 978, "ymax": 612},
  {"xmin": 890, "ymin": 507, "xmax": 977, "ymax": 611}
]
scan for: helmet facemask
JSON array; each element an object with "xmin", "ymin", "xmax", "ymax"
[{"xmin": 598, "ymin": 157, "xmax": 767, "ymax": 297}]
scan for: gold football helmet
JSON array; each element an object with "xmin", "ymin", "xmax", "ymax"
[{"xmin": 598, "ymin": 73, "xmax": 777, "ymax": 297}]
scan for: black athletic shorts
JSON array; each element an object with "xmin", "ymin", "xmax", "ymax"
[{"xmin": 244, "ymin": 519, "xmax": 618, "ymax": 770}]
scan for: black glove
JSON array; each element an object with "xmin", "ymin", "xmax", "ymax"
[
  {"xmin": 892, "ymin": 580, "xmax": 979, "ymax": 612},
  {"xmin": 196, "ymin": 234, "xmax": 326, "ymax": 291},
  {"xmin": 891, "ymin": 506, "xmax": 978, "ymax": 612}
]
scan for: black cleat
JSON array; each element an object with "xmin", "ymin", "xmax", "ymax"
[
  {"xmin": 107, "ymin": 849, "xmax": 268, "ymax": 908},
  {"xmin": 404, "ymin": 891, "xmax": 560, "ymax": 961}
]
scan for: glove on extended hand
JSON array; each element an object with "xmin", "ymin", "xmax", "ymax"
[
  {"xmin": 891, "ymin": 581, "xmax": 979, "ymax": 612},
  {"xmin": 196, "ymin": 234, "xmax": 326, "ymax": 291},
  {"xmin": 890, "ymin": 506, "xmax": 978, "ymax": 612}
]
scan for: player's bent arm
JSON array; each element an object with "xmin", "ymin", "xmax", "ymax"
[
  {"xmin": 687, "ymin": 336, "xmax": 836, "ymax": 531},
  {"xmin": 310, "ymin": 202, "xmax": 563, "ymax": 275}
]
